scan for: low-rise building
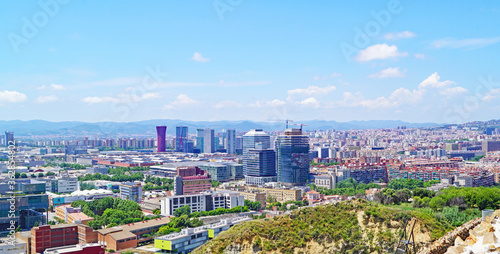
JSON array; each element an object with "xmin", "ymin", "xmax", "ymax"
[
  {"xmin": 154, "ymin": 217, "xmax": 252, "ymax": 254},
  {"xmin": 245, "ymin": 186, "xmax": 302, "ymax": 202},
  {"xmin": 96, "ymin": 217, "xmax": 170, "ymax": 251},
  {"xmin": 31, "ymin": 224, "xmax": 78, "ymax": 254},
  {"xmin": 0, "ymin": 238, "xmax": 27, "ymax": 254},
  {"xmin": 55, "ymin": 205, "xmax": 93, "ymax": 225},
  {"xmin": 314, "ymin": 174, "xmax": 335, "ymax": 189},
  {"xmin": 238, "ymin": 190, "xmax": 266, "ymax": 209},
  {"xmin": 78, "ymin": 224, "xmax": 98, "ymax": 245},
  {"xmin": 85, "ymin": 166, "xmax": 107, "ymax": 175},
  {"xmin": 44, "ymin": 243, "xmax": 104, "ymax": 254},
  {"xmin": 160, "ymin": 191, "xmax": 244, "ymax": 216},
  {"xmin": 48, "ymin": 189, "xmax": 113, "ymax": 206}
]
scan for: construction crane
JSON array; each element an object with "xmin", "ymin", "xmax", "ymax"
[
  {"xmin": 269, "ymin": 119, "xmax": 294, "ymax": 129},
  {"xmin": 291, "ymin": 123, "xmax": 308, "ymax": 131}
]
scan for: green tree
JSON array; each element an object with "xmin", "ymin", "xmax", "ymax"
[
  {"xmin": 174, "ymin": 205, "xmax": 191, "ymax": 217},
  {"xmin": 429, "ymin": 196, "xmax": 446, "ymax": 210}
]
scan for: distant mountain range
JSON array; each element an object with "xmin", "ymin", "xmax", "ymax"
[{"xmin": 0, "ymin": 119, "xmax": 442, "ymax": 137}]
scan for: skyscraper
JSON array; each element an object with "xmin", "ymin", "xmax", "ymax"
[
  {"xmin": 245, "ymin": 143, "xmax": 276, "ymax": 185},
  {"xmin": 196, "ymin": 128, "xmax": 214, "ymax": 153},
  {"xmin": 276, "ymin": 129, "xmax": 310, "ymax": 186},
  {"xmin": 156, "ymin": 126, "xmax": 167, "ymax": 152},
  {"xmin": 242, "ymin": 129, "xmax": 271, "ymax": 176},
  {"xmin": 5, "ymin": 131, "xmax": 14, "ymax": 145},
  {"xmin": 176, "ymin": 126, "xmax": 188, "ymax": 152},
  {"xmin": 226, "ymin": 129, "xmax": 236, "ymax": 154}
]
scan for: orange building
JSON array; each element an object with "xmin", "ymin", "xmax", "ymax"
[
  {"xmin": 78, "ymin": 224, "xmax": 98, "ymax": 244},
  {"xmin": 55, "ymin": 204, "xmax": 93, "ymax": 225},
  {"xmin": 96, "ymin": 217, "xmax": 170, "ymax": 251}
]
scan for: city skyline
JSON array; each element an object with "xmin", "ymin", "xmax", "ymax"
[{"xmin": 2, "ymin": 1, "xmax": 500, "ymax": 124}]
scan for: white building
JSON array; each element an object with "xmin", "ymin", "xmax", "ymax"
[
  {"xmin": 161, "ymin": 193, "xmax": 208, "ymax": 216},
  {"xmin": 160, "ymin": 191, "xmax": 244, "ymax": 216}
]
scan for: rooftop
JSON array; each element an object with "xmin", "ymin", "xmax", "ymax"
[
  {"xmin": 109, "ymin": 231, "xmax": 136, "ymax": 241},
  {"xmin": 97, "ymin": 217, "xmax": 170, "ymax": 235}
]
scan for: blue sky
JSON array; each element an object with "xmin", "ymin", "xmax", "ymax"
[{"xmin": 1, "ymin": 0, "xmax": 500, "ymax": 124}]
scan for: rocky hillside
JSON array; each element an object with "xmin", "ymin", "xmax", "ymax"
[{"xmin": 193, "ymin": 200, "xmax": 455, "ymax": 254}]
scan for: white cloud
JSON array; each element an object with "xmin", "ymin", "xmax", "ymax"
[
  {"xmin": 337, "ymin": 72, "xmax": 467, "ymax": 110},
  {"xmin": 82, "ymin": 96, "xmax": 120, "ymax": 104},
  {"xmin": 249, "ymin": 99, "xmax": 287, "ymax": 108},
  {"xmin": 359, "ymin": 97, "xmax": 394, "ymax": 108},
  {"xmin": 414, "ymin": 53, "xmax": 426, "ymax": 59},
  {"xmin": 287, "ymin": 85, "xmax": 336, "ymax": 96},
  {"xmin": 157, "ymin": 80, "xmax": 269, "ymax": 88},
  {"xmin": 213, "ymin": 100, "xmax": 242, "ymax": 109},
  {"xmin": 384, "ymin": 31, "xmax": 416, "ymax": 40},
  {"xmin": 482, "ymin": 89, "xmax": 500, "ymax": 102},
  {"xmin": 192, "ymin": 52, "xmax": 210, "ymax": 62},
  {"xmin": 163, "ymin": 94, "xmax": 200, "ymax": 109},
  {"xmin": 431, "ymin": 37, "xmax": 500, "ymax": 50},
  {"xmin": 443, "ymin": 87, "xmax": 468, "ymax": 95},
  {"xmin": 267, "ymin": 99, "xmax": 286, "ymax": 107},
  {"xmin": 82, "ymin": 92, "xmax": 161, "ymax": 104},
  {"xmin": 299, "ymin": 97, "xmax": 320, "ymax": 108},
  {"xmin": 139, "ymin": 92, "xmax": 162, "ymax": 100},
  {"xmin": 37, "ymin": 83, "xmax": 66, "ymax": 90},
  {"xmin": 35, "ymin": 95, "xmax": 58, "ymax": 103},
  {"xmin": 0, "ymin": 90, "xmax": 27, "ymax": 103},
  {"xmin": 418, "ymin": 72, "xmax": 455, "ymax": 89},
  {"xmin": 354, "ymin": 44, "xmax": 408, "ymax": 62},
  {"xmin": 368, "ymin": 67, "xmax": 406, "ymax": 79}
]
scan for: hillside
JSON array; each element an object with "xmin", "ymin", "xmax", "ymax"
[
  {"xmin": 193, "ymin": 200, "xmax": 455, "ymax": 254},
  {"xmin": 1, "ymin": 119, "xmax": 440, "ymax": 136}
]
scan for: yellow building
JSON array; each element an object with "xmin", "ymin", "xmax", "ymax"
[
  {"xmin": 238, "ymin": 191, "xmax": 267, "ymax": 208},
  {"xmin": 246, "ymin": 186, "xmax": 302, "ymax": 202}
]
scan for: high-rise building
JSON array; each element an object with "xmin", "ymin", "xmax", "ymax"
[
  {"xmin": 4, "ymin": 131, "xmax": 14, "ymax": 145},
  {"xmin": 226, "ymin": 129, "xmax": 236, "ymax": 154},
  {"xmin": 276, "ymin": 129, "xmax": 310, "ymax": 186},
  {"xmin": 156, "ymin": 126, "xmax": 167, "ymax": 152},
  {"xmin": 245, "ymin": 145, "xmax": 276, "ymax": 185},
  {"xmin": 196, "ymin": 128, "xmax": 214, "ymax": 153},
  {"xmin": 176, "ymin": 126, "xmax": 188, "ymax": 152},
  {"xmin": 483, "ymin": 140, "xmax": 500, "ymax": 152},
  {"xmin": 242, "ymin": 129, "xmax": 271, "ymax": 176}
]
